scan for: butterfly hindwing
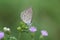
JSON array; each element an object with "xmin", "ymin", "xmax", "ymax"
[{"xmin": 21, "ymin": 7, "xmax": 32, "ymax": 25}]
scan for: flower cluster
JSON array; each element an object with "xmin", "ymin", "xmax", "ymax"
[
  {"xmin": 29, "ymin": 26, "xmax": 48, "ymax": 37},
  {"xmin": 0, "ymin": 26, "xmax": 48, "ymax": 40},
  {"xmin": 3, "ymin": 27, "xmax": 10, "ymax": 32}
]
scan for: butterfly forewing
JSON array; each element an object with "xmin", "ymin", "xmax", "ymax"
[{"xmin": 21, "ymin": 7, "xmax": 32, "ymax": 25}]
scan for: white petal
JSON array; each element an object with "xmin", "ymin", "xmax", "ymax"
[
  {"xmin": 3, "ymin": 27, "xmax": 7, "ymax": 31},
  {"xmin": 7, "ymin": 28, "xmax": 10, "ymax": 31}
]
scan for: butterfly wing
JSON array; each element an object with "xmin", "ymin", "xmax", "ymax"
[{"xmin": 21, "ymin": 7, "xmax": 32, "ymax": 25}]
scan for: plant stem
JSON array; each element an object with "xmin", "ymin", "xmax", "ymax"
[
  {"xmin": 32, "ymin": 38, "xmax": 34, "ymax": 40},
  {"xmin": 18, "ymin": 32, "xmax": 21, "ymax": 40}
]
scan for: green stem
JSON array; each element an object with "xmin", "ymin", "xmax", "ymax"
[
  {"xmin": 31, "ymin": 33, "xmax": 35, "ymax": 40},
  {"xmin": 18, "ymin": 32, "xmax": 21, "ymax": 40},
  {"xmin": 32, "ymin": 38, "xmax": 34, "ymax": 40}
]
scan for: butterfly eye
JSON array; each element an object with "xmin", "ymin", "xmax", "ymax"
[{"xmin": 20, "ymin": 7, "xmax": 32, "ymax": 25}]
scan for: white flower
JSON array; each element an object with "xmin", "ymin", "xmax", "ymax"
[
  {"xmin": 3, "ymin": 27, "xmax": 7, "ymax": 31},
  {"xmin": 7, "ymin": 28, "xmax": 10, "ymax": 31},
  {"xmin": 3, "ymin": 27, "xmax": 10, "ymax": 31}
]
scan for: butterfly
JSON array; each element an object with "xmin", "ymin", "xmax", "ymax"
[{"xmin": 20, "ymin": 7, "xmax": 32, "ymax": 25}]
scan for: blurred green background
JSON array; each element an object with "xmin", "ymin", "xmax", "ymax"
[{"xmin": 0, "ymin": 0, "xmax": 60, "ymax": 40}]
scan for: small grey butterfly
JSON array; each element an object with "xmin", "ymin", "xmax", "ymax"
[{"xmin": 21, "ymin": 7, "xmax": 32, "ymax": 25}]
